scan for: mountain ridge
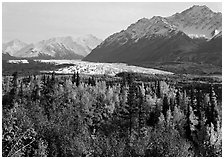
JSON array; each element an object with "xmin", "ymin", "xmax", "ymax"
[
  {"xmin": 2, "ymin": 35, "xmax": 102, "ymax": 60},
  {"xmin": 83, "ymin": 5, "xmax": 222, "ymax": 68}
]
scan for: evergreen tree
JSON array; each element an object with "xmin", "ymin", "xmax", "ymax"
[
  {"xmin": 184, "ymin": 103, "xmax": 192, "ymax": 141},
  {"xmin": 137, "ymin": 85, "xmax": 146, "ymax": 137},
  {"xmin": 32, "ymin": 78, "xmax": 41, "ymax": 101},
  {"xmin": 195, "ymin": 88, "xmax": 202, "ymax": 122},
  {"xmin": 119, "ymin": 74, "xmax": 138, "ymax": 142},
  {"xmin": 176, "ymin": 89, "xmax": 180, "ymax": 107},
  {"xmin": 42, "ymin": 74, "xmax": 46, "ymax": 85},
  {"xmin": 91, "ymin": 76, "xmax": 96, "ymax": 86},
  {"xmin": 18, "ymin": 82, "xmax": 23, "ymax": 102},
  {"xmin": 72, "ymin": 72, "xmax": 76, "ymax": 84},
  {"xmin": 76, "ymin": 72, "xmax": 80, "ymax": 87},
  {"xmin": 162, "ymin": 94, "xmax": 169, "ymax": 120},
  {"xmin": 190, "ymin": 86, "xmax": 196, "ymax": 111},
  {"xmin": 51, "ymin": 71, "xmax": 56, "ymax": 84},
  {"xmin": 40, "ymin": 73, "xmax": 56, "ymax": 120},
  {"xmin": 209, "ymin": 86, "xmax": 218, "ymax": 131},
  {"xmin": 8, "ymin": 72, "xmax": 19, "ymax": 108},
  {"xmin": 156, "ymin": 80, "xmax": 161, "ymax": 98},
  {"xmin": 88, "ymin": 77, "xmax": 92, "ymax": 86},
  {"xmin": 12, "ymin": 71, "xmax": 19, "ymax": 95},
  {"xmin": 181, "ymin": 89, "xmax": 188, "ymax": 114},
  {"xmin": 127, "ymin": 74, "xmax": 133, "ymax": 86}
]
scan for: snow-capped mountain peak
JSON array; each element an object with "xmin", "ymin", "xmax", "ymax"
[
  {"xmin": 74, "ymin": 35, "xmax": 103, "ymax": 55},
  {"xmin": 84, "ymin": 5, "xmax": 222, "ymax": 67},
  {"xmin": 2, "ymin": 39, "xmax": 28, "ymax": 56},
  {"xmin": 5, "ymin": 35, "xmax": 102, "ymax": 59},
  {"xmin": 167, "ymin": 5, "xmax": 222, "ymax": 38},
  {"xmin": 125, "ymin": 16, "xmax": 178, "ymax": 40}
]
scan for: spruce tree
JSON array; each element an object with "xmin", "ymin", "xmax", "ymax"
[
  {"xmin": 120, "ymin": 74, "xmax": 138, "ymax": 140},
  {"xmin": 185, "ymin": 103, "xmax": 192, "ymax": 141},
  {"xmin": 88, "ymin": 77, "xmax": 91, "ymax": 86},
  {"xmin": 72, "ymin": 72, "xmax": 76, "ymax": 84},
  {"xmin": 137, "ymin": 85, "xmax": 146, "ymax": 137},
  {"xmin": 8, "ymin": 72, "xmax": 19, "ymax": 108},
  {"xmin": 18, "ymin": 82, "xmax": 23, "ymax": 102},
  {"xmin": 176, "ymin": 89, "xmax": 180, "ymax": 107},
  {"xmin": 162, "ymin": 94, "xmax": 169, "ymax": 120},
  {"xmin": 76, "ymin": 71, "xmax": 80, "ymax": 87},
  {"xmin": 42, "ymin": 74, "xmax": 46, "ymax": 85},
  {"xmin": 209, "ymin": 86, "xmax": 218, "ymax": 131},
  {"xmin": 190, "ymin": 86, "xmax": 196, "ymax": 111},
  {"xmin": 91, "ymin": 76, "xmax": 96, "ymax": 86},
  {"xmin": 195, "ymin": 88, "xmax": 202, "ymax": 122},
  {"xmin": 157, "ymin": 80, "xmax": 161, "ymax": 98},
  {"xmin": 51, "ymin": 71, "xmax": 56, "ymax": 84}
]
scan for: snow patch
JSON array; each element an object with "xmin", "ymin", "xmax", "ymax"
[
  {"xmin": 8, "ymin": 60, "xmax": 29, "ymax": 64},
  {"xmin": 188, "ymin": 34, "xmax": 207, "ymax": 39}
]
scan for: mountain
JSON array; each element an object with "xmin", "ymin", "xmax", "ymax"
[
  {"xmin": 15, "ymin": 36, "xmax": 85, "ymax": 59},
  {"xmin": 74, "ymin": 34, "xmax": 103, "ymax": 56},
  {"xmin": 167, "ymin": 5, "xmax": 222, "ymax": 38},
  {"xmin": 2, "ymin": 39, "xmax": 28, "ymax": 56},
  {"xmin": 83, "ymin": 5, "xmax": 222, "ymax": 69},
  {"xmin": 7, "ymin": 35, "xmax": 102, "ymax": 60},
  {"xmin": 84, "ymin": 16, "xmax": 197, "ymax": 63}
]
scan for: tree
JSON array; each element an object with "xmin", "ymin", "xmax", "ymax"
[
  {"xmin": 208, "ymin": 86, "xmax": 218, "ymax": 131},
  {"xmin": 162, "ymin": 94, "xmax": 169, "ymax": 120},
  {"xmin": 136, "ymin": 85, "xmax": 146, "ymax": 137},
  {"xmin": 6, "ymin": 72, "xmax": 19, "ymax": 108},
  {"xmin": 88, "ymin": 77, "xmax": 92, "ymax": 86},
  {"xmin": 176, "ymin": 89, "xmax": 180, "ymax": 107},
  {"xmin": 119, "ymin": 74, "xmax": 138, "ymax": 153},
  {"xmin": 18, "ymin": 82, "xmax": 24, "ymax": 102},
  {"xmin": 12, "ymin": 72, "xmax": 19, "ymax": 95},
  {"xmin": 72, "ymin": 72, "xmax": 76, "ymax": 84},
  {"xmin": 190, "ymin": 86, "xmax": 196, "ymax": 111},
  {"xmin": 92, "ymin": 76, "xmax": 96, "ymax": 86},
  {"xmin": 126, "ymin": 79, "xmax": 138, "ymax": 137},
  {"xmin": 184, "ymin": 103, "xmax": 192, "ymax": 142},
  {"xmin": 76, "ymin": 72, "xmax": 80, "ymax": 87},
  {"xmin": 156, "ymin": 80, "xmax": 161, "ymax": 98}
]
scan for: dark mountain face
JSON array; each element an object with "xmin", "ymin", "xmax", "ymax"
[
  {"xmin": 2, "ymin": 52, "xmax": 18, "ymax": 60},
  {"xmin": 83, "ymin": 5, "xmax": 222, "ymax": 68},
  {"xmin": 184, "ymin": 33, "xmax": 222, "ymax": 66},
  {"xmin": 86, "ymin": 31, "xmax": 197, "ymax": 64}
]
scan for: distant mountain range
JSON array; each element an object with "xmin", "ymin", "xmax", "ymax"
[
  {"xmin": 2, "ymin": 34, "xmax": 102, "ymax": 60},
  {"xmin": 83, "ymin": 5, "xmax": 222, "ymax": 68},
  {"xmin": 2, "ymin": 39, "xmax": 28, "ymax": 56}
]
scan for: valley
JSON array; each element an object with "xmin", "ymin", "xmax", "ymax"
[
  {"xmin": 2, "ymin": 3, "xmax": 222, "ymax": 157},
  {"xmin": 3, "ymin": 59, "xmax": 173, "ymax": 76}
]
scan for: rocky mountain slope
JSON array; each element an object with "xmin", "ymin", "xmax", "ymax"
[
  {"xmin": 83, "ymin": 5, "xmax": 222, "ymax": 68},
  {"xmin": 167, "ymin": 5, "xmax": 222, "ymax": 38}
]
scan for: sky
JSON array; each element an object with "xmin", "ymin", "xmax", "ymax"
[{"xmin": 2, "ymin": 2, "xmax": 222, "ymax": 43}]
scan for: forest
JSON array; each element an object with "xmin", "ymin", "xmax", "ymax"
[{"xmin": 2, "ymin": 71, "xmax": 222, "ymax": 157}]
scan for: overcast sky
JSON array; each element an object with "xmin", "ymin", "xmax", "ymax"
[{"xmin": 2, "ymin": 2, "xmax": 222, "ymax": 43}]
